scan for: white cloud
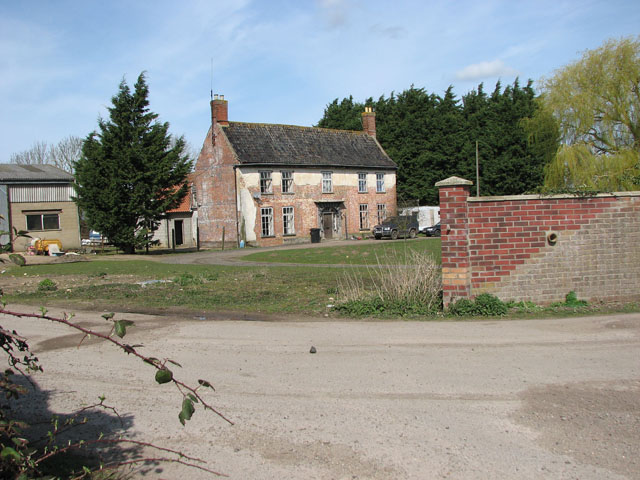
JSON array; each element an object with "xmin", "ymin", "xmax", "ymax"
[{"xmin": 455, "ymin": 60, "xmax": 519, "ymax": 81}]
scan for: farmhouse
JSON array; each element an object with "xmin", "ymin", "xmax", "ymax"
[
  {"xmin": 194, "ymin": 96, "xmax": 397, "ymax": 247},
  {"xmin": 0, "ymin": 164, "xmax": 81, "ymax": 251}
]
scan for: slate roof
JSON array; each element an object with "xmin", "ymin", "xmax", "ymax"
[
  {"xmin": 0, "ymin": 164, "xmax": 74, "ymax": 183},
  {"xmin": 222, "ymin": 122, "xmax": 396, "ymax": 169}
]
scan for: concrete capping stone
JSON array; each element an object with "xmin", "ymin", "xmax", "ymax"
[
  {"xmin": 467, "ymin": 191, "xmax": 640, "ymax": 203},
  {"xmin": 435, "ymin": 176, "xmax": 473, "ymax": 187}
]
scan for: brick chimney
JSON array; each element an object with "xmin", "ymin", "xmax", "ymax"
[
  {"xmin": 210, "ymin": 94, "xmax": 229, "ymax": 126},
  {"xmin": 361, "ymin": 106, "xmax": 376, "ymax": 138}
]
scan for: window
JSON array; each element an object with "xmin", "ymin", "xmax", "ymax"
[
  {"xmin": 377, "ymin": 204, "xmax": 387, "ymax": 224},
  {"xmin": 322, "ymin": 171, "xmax": 333, "ymax": 193},
  {"xmin": 283, "ymin": 206, "xmax": 295, "ymax": 235},
  {"xmin": 281, "ymin": 170, "xmax": 293, "ymax": 194},
  {"xmin": 376, "ymin": 173, "xmax": 385, "ymax": 193},
  {"xmin": 261, "ymin": 207, "xmax": 274, "ymax": 237},
  {"xmin": 260, "ymin": 171, "xmax": 273, "ymax": 194},
  {"xmin": 358, "ymin": 173, "xmax": 367, "ymax": 193},
  {"xmin": 359, "ymin": 204, "xmax": 369, "ymax": 230},
  {"xmin": 26, "ymin": 213, "xmax": 60, "ymax": 231}
]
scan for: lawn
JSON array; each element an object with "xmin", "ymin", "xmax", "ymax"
[
  {"xmin": 242, "ymin": 237, "xmax": 441, "ymax": 265},
  {"xmin": 2, "ymin": 239, "xmax": 440, "ymax": 317},
  {"xmin": 3, "ymin": 260, "xmax": 349, "ymax": 316}
]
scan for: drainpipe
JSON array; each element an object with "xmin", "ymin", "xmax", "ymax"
[{"xmin": 233, "ymin": 165, "xmax": 240, "ymax": 247}]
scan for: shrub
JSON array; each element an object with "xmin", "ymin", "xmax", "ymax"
[
  {"xmin": 448, "ymin": 293, "xmax": 508, "ymax": 316},
  {"xmin": 37, "ymin": 278, "xmax": 58, "ymax": 292},
  {"xmin": 335, "ymin": 249, "xmax": 441, "ymax": 316}
]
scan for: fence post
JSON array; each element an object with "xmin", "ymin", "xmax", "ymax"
[{"xmin": 436, "ymin": 176, "xmax": 472, "ymax": 307}]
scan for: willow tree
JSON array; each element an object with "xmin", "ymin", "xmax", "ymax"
[{"xmin": 537, "ymin": 36, "xmax": 640, "ymax": 190}]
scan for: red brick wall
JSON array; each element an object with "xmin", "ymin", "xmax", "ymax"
[
  {"xmin": 438, "ymin": 177, "xmax": 640, "ymax": 306},
  {"xmin": 193, "ymin": 124, "xmax": 240, "ymax": 247}
]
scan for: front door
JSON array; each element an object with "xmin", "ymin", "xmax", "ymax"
[
  {"xmin": 174, "ymin": 220, "xmax": 184, "ymax": 246},
  {"xmin": 322, "ymin": 213, "xmax": 333, "ymax": 239}
]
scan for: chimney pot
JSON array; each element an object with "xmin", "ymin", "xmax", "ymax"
[
  {"xmin": 361, "ymin": 107, "xmax": 376, "ymax": 138},
  {"xmin": 211, "ymin": 95, "xmax": 229, "ymax": 127}
]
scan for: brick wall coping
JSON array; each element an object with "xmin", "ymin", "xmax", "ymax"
[
  {"xmin": 466, "ymin": 191, "xmax": 640, "ymax": 203},
  {"xmin": 435, "ymin": 176, "xmax": 473, "ymax": 187}
]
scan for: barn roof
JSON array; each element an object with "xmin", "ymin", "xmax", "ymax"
[{"xmin": 0, "ymin": 164, "xmax": 74, "ymax": 183}]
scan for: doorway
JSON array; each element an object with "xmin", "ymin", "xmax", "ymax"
[
  {"xmin": 174, "ymin": 220, "xmax": 184, "ymax": 246},
  {"xmin": 322, "ymin": 213, "xmax": 333, "ymax": 239}
]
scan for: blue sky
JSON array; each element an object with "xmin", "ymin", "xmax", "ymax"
[{"xmin": 1, "ymin": 0, "xmax": 638, "ymax": 160}]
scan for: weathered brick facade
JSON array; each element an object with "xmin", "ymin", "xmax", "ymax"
[
  {"xmin": 437, "ymin": 176, "xmax": 640, "ymax": 306},
  {"xmin": 194, "ymin": 97, "xmax": 397, "ymax": 247}
]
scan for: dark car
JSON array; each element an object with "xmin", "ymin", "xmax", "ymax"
[
  {"xmin": 422, "ymin": 222, "xmax": 441, "ymax": 237},
  {"xmin": 372, "ymin": 214, "xmax": 419, "ymax": 240}
]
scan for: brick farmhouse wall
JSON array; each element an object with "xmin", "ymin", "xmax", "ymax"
[{"xmin": 437, "ymin": 177, "xmax": 640, "ymax": 306}]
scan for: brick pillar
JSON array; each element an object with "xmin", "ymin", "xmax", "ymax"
[{"xmin": 436, "ymin": 176, "xmax": 472, "ymax": 307}]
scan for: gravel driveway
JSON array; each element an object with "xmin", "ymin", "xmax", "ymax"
[{"xmin": 3, "ymin": 306, "xmax": 639, "ymax": 479}]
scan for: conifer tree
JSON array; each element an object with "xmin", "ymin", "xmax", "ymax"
[
  {"xmin": 74, "ymin": 73, "xmax": 192, "ymax": 254},
  {"xmin": 318, "ymin": 80, "xmax": 556, "ymax": 203}
]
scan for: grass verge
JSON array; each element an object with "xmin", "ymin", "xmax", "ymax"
[{"xmin": 242, "ymin": 237, "xmax": 441, "ymax": 265}]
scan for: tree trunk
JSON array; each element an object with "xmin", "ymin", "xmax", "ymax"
[{"xmin": 121, "ymin": 244, "xmax": 135, "ymax": 255}]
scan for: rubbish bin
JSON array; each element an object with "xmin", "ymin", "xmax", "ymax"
[{"xmin": 310, "ymin": 228, "xmax": 321, "ymax": 243}]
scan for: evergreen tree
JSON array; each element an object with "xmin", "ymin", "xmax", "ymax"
[
  {"xmin": 74, "ymin": 73, "xmax": 192, "ymax": 254},
  {"xmin": 316, "ymin": 96, "xmax": 364, "ymax": 131},
  {"xmin": 317, "ymin": 81, "xmax": 557, "ymax": 204}
]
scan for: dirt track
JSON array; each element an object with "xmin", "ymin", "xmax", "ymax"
[{"xmin": 3, "ymin": 305, "xmax": 639, "ymax": 479}]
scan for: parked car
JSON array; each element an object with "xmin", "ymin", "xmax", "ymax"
[
  {"xmin": 421, "ymin": 222, "xmax": 441, "ymax": 237},
  {"xmin": 372, "ymin": 215, "xmax": 419, "ymax": 240}
]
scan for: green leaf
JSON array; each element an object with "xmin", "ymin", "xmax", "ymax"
[
  {"xmin": 180, "ymin": 398, "xmax": 195, "ymax": 424},
  {"xmin": 155, "ymin": 368, "xmax": 173, "ymax": 384},
  {"xmin": 198, "ymin": 379, "xmax": 215, "ymax": 390},
  {"xmin": 187, "ymin": 393, "xmax": 199, "ymax": 403},
  {"xmin": 114, "ymin": 321, "xmax": 126, "ymax": 338},
  {"xmin": 1, "ymin": 446, "xmax": 22, "ymax": 460},
  {"xmin": 101, "ymin": 312, "xmax": 115, "ymax": 320},
  {"xmin": 8, "ymin": 254, "xmax": 25, "ymax": 267}
]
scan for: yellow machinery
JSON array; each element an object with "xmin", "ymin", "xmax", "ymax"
[{"xmin": 33, "ymin": 239, "xmax": 63, "ymax": 255}]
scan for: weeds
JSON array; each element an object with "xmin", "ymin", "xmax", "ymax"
[
  {"xmin": 553, "ymin": 291, "xmax": 588, "ymax": 308},
  {"xmin": 447, "ymin": 293, "xmax": 508, "ymax": 316},
  {"xmin": 173, "ymin": 273, "xmax": 203, "ymax": 286},
  {"xmin": 335, "ymin": 249, "xmax": 441, "ymax": 316},
  {"xmin": 37, "ymin": 278, "xmax": 58, "ymax": 293}
]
